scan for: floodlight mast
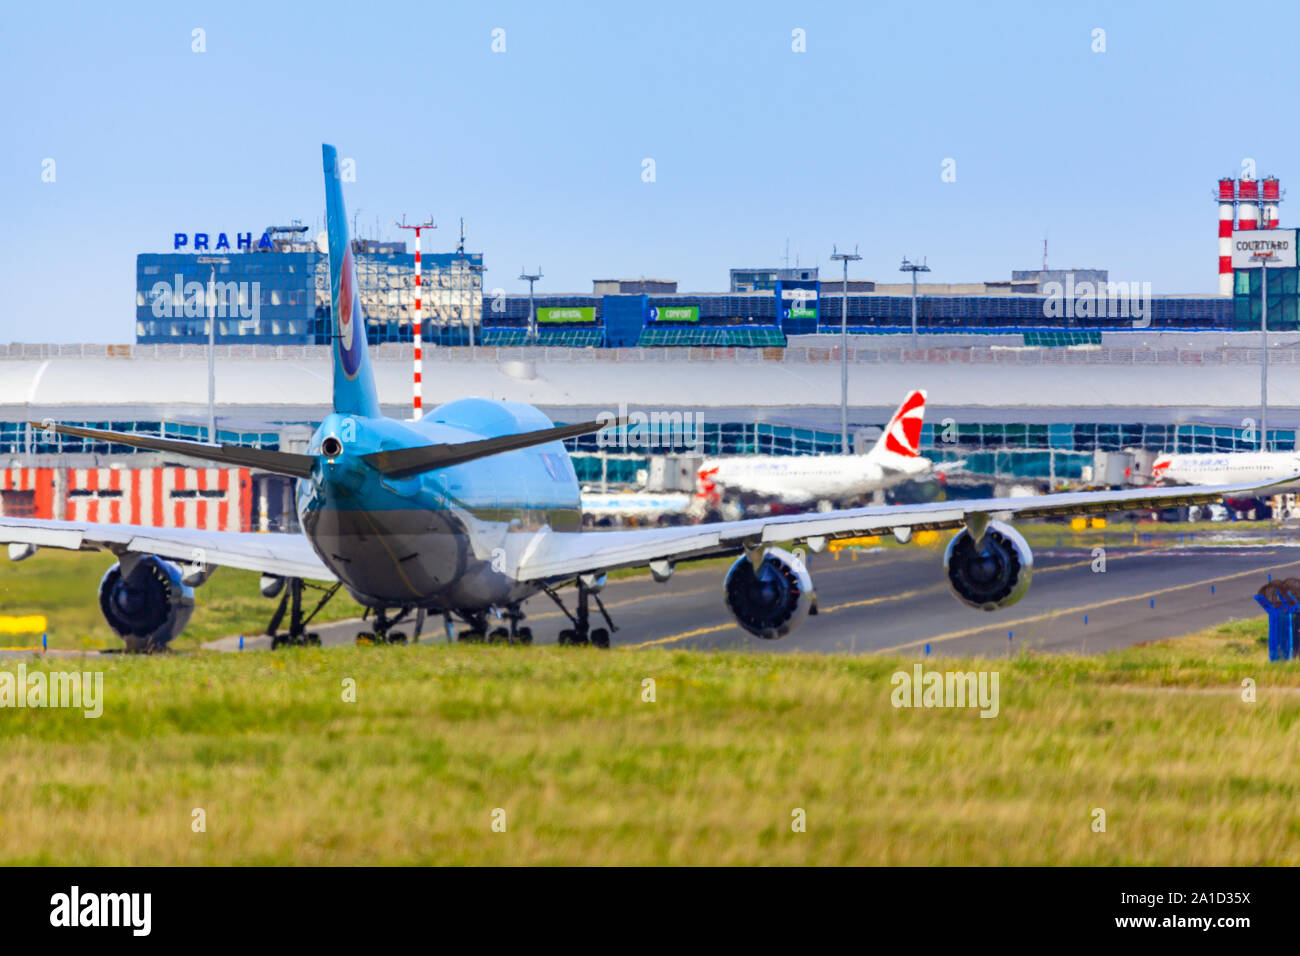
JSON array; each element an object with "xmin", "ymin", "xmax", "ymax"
[
  {"xmin": 1250, "ymin": 251, "xmax": 1273, "ymax": 448},
  {"xmin": 900, "ymin": 256, "xmax": 931, "ymax": 351},
  {"xmin": 520, "ymin": 268, "xmax": 543, "ymax": 344},
  {"xmin": 829, "ymin": 245, "xmax": 862, "ymax": 454},
  {"xmin": 196, "ymin": 255, "xmax": 230, "ymax": 443}
]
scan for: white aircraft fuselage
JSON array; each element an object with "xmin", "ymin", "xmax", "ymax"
[{"xmin": 1152, "ymin": 451, "xmax": 1300, "ymax": 492}]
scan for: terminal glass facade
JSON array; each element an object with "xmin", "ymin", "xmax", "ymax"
[
  {"xmin": 137, "ymin": 244, "xmax": 484, "ymax": 346},
  {"xmin": 12, "ymin": 415, "xmax": 1284, "ymax": 488}
]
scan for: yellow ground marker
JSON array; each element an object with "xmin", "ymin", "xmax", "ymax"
[
  {"xmin": 0, "ymin": 615, "xmax": 47, "ymax": 635},
  {"xmin": 828, "ymin": 535, "xmax": 880, "ymax": 551}
]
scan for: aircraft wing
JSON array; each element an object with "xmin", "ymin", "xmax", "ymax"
[
  {"xmin": 513, "ymin": 477, "xmax": 1291, "ymax": 581},
  {"xmin": 0, "ymin": 517, "xmax": 334, "ymax": 582}
]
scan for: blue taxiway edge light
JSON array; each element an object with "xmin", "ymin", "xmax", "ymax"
[
  {"xmin": 239, "ymin": 635, "xmax": 244, "ymax": 651},
  {"xmin": 924, "ymin": 642, "xmax": 930, "ymax": 655},
  {"xmin": 42, "ymin": 633, "xmax": 47, "ymax": 652}
]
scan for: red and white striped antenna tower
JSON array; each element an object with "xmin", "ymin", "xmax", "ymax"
[
  {"xmin": 395, "ymin": 214, "xmax": 436, "ymax": 419},
  {"xmin": 1216, "ymin": 177, "xmax": 1236, "ymax": 295}
]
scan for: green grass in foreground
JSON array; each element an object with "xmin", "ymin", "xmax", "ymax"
[{"xmin": 0, "ymin": 618, "xmax": 1297, "ymax": 865}]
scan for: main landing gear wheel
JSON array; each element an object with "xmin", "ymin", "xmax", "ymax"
[
  {"xmin": 267, "ymin": 579, "xmax": 340, "ymax": 649},
  {"xmin": 543, "ymin": 577, "xmax": 619, "ymax": 649},
  {"xmin": 446, "ymin": 606, "xmax": 535, "ymax": 647},
  {"xmin": 355, "ymin": 606, "xmax": 417, "ymax": 645}
]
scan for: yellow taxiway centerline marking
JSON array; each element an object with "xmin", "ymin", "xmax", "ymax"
[
  {"xmin": 617, "ymin": 548, "xmax": 1167, "ymax": 650},
  {"xmin": 527, "ymin": 552, "xmax": 912, "ymax": 623},
  {"xmin": 873, "ymin": 557, "xmax": 1300, "ymax": 655}
]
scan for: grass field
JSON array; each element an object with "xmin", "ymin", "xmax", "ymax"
[{"xmin": 0, "ymin": 617, "xmax": 1297, "ymax": 865}]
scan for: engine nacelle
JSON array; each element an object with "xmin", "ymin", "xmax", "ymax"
[
  {"xmin": 944, "ymin": 520, "xmax": 1033, "ymax": 611},
  {"xmin": 98, "ymin": 556, "xmax": 195, "ymax": 651},
  {"xmin": 723, "ymin": 546, "xmax": 814, "ymax": 639}
]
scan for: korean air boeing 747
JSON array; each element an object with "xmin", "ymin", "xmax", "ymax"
[{"xmin": 0, "ymin": 145, "xmax": 1286, "ymax": 651}]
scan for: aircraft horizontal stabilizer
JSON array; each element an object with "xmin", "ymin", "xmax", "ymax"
[
  {"xmin": 363, "ymin": 419, "xmax": 622, "ymax": 479},
  {"xmin": 31, "ymin": 423, "xmax": 316, "ymax": 478}
]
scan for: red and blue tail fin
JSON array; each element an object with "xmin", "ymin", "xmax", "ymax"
[{"xmin": 322, "ymin": 144, "xmax": 381, "ymax": 419}]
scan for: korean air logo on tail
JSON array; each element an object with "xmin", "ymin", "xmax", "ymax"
[
  {"xmin": 883, "ymin": 389, "xmax": 926, "ymax": 458},
  {"xmin": 335, "ymin": 246, "xmax": 362, "ymax": 379}
]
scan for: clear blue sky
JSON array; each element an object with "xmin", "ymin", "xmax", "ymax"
[{"xmin": 3, "ymin": 0, "xmax": 1297, "ymax": 342}]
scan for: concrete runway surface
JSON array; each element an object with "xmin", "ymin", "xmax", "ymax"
[{"xmin": 203, "ymin": 538, "xmax": 1298, "ymax": 658}]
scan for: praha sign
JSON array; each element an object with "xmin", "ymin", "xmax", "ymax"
[{"xmin": 172, "ymin": 232, "xmax": 274, "ymax": 252}]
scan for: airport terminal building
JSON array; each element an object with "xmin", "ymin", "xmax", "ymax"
[
  {"xmin": 137, "ymin": 230, "xmax": 1299, "ymax": 350},
  {"xmin": 15, "ymin": 192, "xmax": 1294, "ymax": 531},
  {"xmin": 4, "ymin": 333, "xmax": 1298, "ymax": 492}
]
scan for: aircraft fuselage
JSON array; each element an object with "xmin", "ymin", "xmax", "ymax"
[{"xmin": 297, "ymin": 399, "xmax": 581, "ymax": 610}]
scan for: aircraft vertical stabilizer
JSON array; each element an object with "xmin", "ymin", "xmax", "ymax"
[
  {"xmin": 868, "ymin": 389, "xmax": 927, "ymax": 459},
  {"xmin": 322, "ymin": 143, "xmax": 382, "ymax": 419}
]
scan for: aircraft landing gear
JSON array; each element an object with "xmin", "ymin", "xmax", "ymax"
[
  {"xmin": 455, "ymin": 605, "xmax": 533, "ymax": 645},
  {"xmin": 355, "ymin": 606, "xmax": 416, "ymax": 645},
  {"xmin": 543, "ymin": 577, "xmax": 617, "ymax": 648},
  {"xmin": 503, "ymin": 604, "xmax": 532, "ymax": 645},
  {"xmin": 268, "ymin": 579, "xmax": 339, "ymax": 649}
]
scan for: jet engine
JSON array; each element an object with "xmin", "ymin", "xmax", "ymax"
[
  {"xmin": 723, "ymin": 546, "xmax": 814, "ymax": 639},
  {"xmin": 944, "ymin": 520, "xmax": 1033, "ymax": 611},
  {"xmin": 98, "ymin": 556, "xmax": 195, "ymax": 651}
]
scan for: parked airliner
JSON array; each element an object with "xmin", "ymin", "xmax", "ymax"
[
  {"xmin": 696, "ymin": 390, "xmax": 951, "ymax": 508},
  {"xmin": 1152, "ymin": 451, "xmax": 1300, "ymax": 492}
]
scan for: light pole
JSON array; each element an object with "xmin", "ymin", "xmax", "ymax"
[
  {"xmin": 900, "ymin": 256, "xmax": 931, "ymax": 350},
  {"xmin": 197, "ymin": 256, "xmax": 230, "ymax": 444},
  {"xmin": 1251, "ymin": 252, "xmax": 1273, "ymax": 450},
  {"xmin": 469, "ymin": 262, "xmax": 485, "ymax": 347},
  {"xmin": 830, "ymin": 246, "xmax": 862, "ymax": 454},
  {"xmin": 520, "ymin": 268, "xmax": 543, "ymax": 344}
]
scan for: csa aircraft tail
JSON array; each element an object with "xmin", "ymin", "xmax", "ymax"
[
  {"xmin": 0, "ymin": 143, "xmax": 1295, "ymax": 651},
  {"xmin": 869, "ymin": 389, "xmax": 926, "ymax": 460}
]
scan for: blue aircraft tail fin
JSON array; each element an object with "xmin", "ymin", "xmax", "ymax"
[{"xmin": 322, "ymin": 144, "xmax": 382, "ymax": 419}]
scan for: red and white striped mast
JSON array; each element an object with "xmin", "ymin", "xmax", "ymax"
[
  {"xmin": 396, "ymin": 214, "xmax": 436, "ymax": 419},
  {"xmin": 1217, "ymin": 177, "xmax": 1236, "ymax": 296}
]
